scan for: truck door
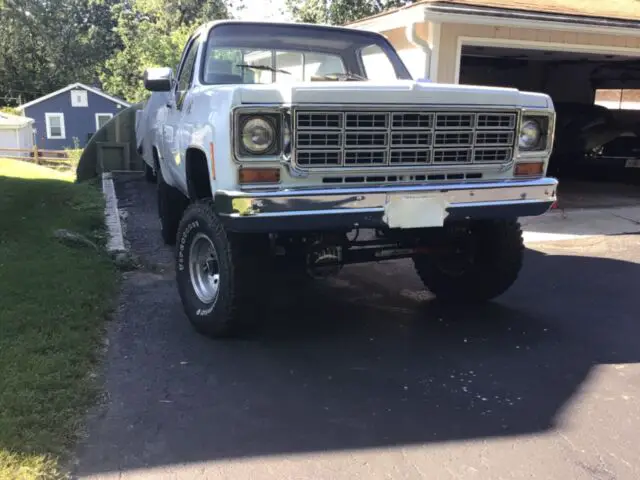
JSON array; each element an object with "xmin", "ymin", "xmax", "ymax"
[{"xmin": 161, "ymin": 34, "xmax": 201, "ymax": 192}]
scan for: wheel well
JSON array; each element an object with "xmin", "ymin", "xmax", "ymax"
[
  {"xmin": 152, "ymin": 146, "xmax": 160, "ymax": 170},
  {"xmin": 186, "ymin": 148, "xmax": 213, "ymax": 200}
]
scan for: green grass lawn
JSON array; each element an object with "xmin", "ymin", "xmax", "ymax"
[{"xmin": 0, "ymin": 159, "xmax": 118, "ymax": 479}]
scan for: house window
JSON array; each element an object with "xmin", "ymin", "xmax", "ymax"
[
  {"xmin": 45, "ymin": 113, "xmax": 66, "ymax": 139},
  {"xmin": 70, "ymin": 89, "xmax": 88, "ymax": 107},
  {"xmin": 95, "ymin": 113, "xmax": 113, "ymax": 130}
]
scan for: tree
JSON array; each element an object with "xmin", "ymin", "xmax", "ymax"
[
  {"xmin": 0, "ymin": 0, "xmax": 120, "ymax": 104},
  {"xmin": 1, "ymin": 106, "xmax": 20, "ymax": 115},
  {"xmin": 286, "ymin": 0, "xmax": 411, "ymax": 26},
  {"xmin": 0, "ymin": 0, "xmax": 240, "ymax": 106},
  {"xmin": 99, "ymin": 0, "xmax": 235, "ymax": 103}
]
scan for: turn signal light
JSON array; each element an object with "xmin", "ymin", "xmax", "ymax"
[
  {"xmin": 238, "ymin": 167, "xmax": 281, "ymax": 184},
  {"xmin": 514, "ymin": 162, "xmax": 544, "ymax": 177}
]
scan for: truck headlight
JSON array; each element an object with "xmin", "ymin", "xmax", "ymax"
[
  {"xmin": 241, "ymin": 117, "xmax": 276, "ymax": 154},
  {"xmin": 519, "ymin": 119, "xmax": 541, "ymax": 150},
  {"xmin": 518, "ymin": 115, "xmax": 550, "ymax": 151}
]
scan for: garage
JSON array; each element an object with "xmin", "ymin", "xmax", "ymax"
[
  {"xmin": 350, "ymin": 0, "xmax": 640, "ymax": 209},
  {"xmin": 458, "ymin": 42, "xmax": 640, "ymax": 207}
]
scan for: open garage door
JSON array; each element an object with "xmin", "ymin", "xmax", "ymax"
[{"xmin": 458, "ymin": 43, "xmax": 640, "ymax": 209}]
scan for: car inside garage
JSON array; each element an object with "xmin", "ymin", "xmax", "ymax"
[{"xmin": 458, "ymin": 44, "xmax": 640, "ymax": 208}]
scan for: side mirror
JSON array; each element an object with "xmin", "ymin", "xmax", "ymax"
[{"xmin": 143, "ymin": 67, "xmax": 174, "ymax": 92}]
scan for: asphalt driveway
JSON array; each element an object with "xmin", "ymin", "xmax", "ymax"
[{"xmin": 74, "ymin": 174, "xmax": 640, "ymax": 479}]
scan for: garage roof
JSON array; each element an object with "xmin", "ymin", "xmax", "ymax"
[
  {"xmin": 349, "ymin": 0, "xmax": 640, "ymax": 25},
  {"xmin": 428, "ymin": 0, "xmax": 640, "ymax": 22}
]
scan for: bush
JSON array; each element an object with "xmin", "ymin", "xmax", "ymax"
[
  {"xmin": 64, "ymin": 148, "xmax": 83, "ymax": 169},
  {"xmin": 0, "ymin": 106, "xmax": 20, "ymax": 116}
]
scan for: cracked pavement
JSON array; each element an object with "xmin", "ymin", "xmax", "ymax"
[{"xmin": 74, "ymin": 174, "xmax": 640, "ymax": 479}]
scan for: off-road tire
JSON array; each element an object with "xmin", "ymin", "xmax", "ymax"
[
  {"xmin": 176, "ymin": 200, "xmax": 265, "ymax": 338},
  {"xmin": 413, "ymin": 220, "xmax": 524, "ymax": 303},
  {"xmin": 144, "ymin": 162, "xmax": 156, "ymax": 183},
  {"xmin": 157, "ymin": 169, "xmax": 187, "ymax": 246}
]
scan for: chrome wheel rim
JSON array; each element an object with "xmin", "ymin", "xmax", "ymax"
[{"xmin": 189, "ymin": 233, "xmax": 220, "ymax": 305}]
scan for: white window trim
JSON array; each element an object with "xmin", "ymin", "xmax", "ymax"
[
  {"xmin": 95, "ymin": 113, "xmax": 113, "ymax": 130},
  {"xmin": 45, "ymin": 113, "xmax": 66, "ymax": 140},
  {"xmin": 70, "ymin": 89, "xmax": 89, "ymax": 107}
]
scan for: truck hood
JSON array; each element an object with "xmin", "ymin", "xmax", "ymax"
[{"xmin": 236, "ymin": 80, "xmax": 551, "ymax": 109}]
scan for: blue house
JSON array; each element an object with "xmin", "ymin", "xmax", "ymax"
[{"xmin": 16, "ymin": 83, "xmax": 130, "ymax": 150}]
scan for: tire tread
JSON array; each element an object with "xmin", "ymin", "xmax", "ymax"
[
  {"xmin": 413, "ymin": 220, "xmax": 524, "ymax": 303},
  {"xmin": 176, "ymin": 199, "xmax": 259, "ymax": 338}
]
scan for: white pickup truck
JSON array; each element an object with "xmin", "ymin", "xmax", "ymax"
[{"xmin": 136, "ymin": 20, "xmax": 558, "ymax": 338}]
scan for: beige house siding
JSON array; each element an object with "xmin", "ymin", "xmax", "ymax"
[
  {"xmin": 437, "ymin": 22, "xmax": 640, "ymax": 84},
  {"xmin": 384, "ymin": 26, "xmax": 426, "ymax": 51}
]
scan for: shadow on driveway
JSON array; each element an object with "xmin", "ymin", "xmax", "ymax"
[{"xmin": 75, "ymin": 176, "xmax": 640, "ymax": 477}]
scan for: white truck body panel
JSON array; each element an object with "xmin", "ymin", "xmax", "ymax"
[
  {"xmin": 136, "ymin": 19, "xmax": 557, "ymax": 233},
  {"xmin": 138, "ymin": 81, "xmax": 552, "ymax": 193}
]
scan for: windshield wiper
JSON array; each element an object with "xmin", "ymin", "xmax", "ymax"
[
  {"xmin": 311, "ymin": 72, "xmax": 367, "ymax": 81},
  {"xmin": 235, "ymin": 64, "xmax": 291, "ymax": 75}
]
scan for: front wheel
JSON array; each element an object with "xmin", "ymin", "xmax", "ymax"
[
  {"xmin": 413, "ymin": 220, "xmax": 524, "ymax": 303},
  {"xmin": 176, "ymin": 200, "xmax": 263, "ymax": 338}
]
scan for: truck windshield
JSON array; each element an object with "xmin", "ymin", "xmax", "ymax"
[{"xmin": 201, "ymin": 22, "xmax": 412, "ymax": 85}]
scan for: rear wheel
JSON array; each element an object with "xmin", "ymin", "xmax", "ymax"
[
  {"xmin": 176, "ymin": 200, "xmax": 266, "ymax": 338},
  {"xmin": 413, "ymin": 220, "xmax": 524, "ymax": 303},
  {"xmin": 157, "ymin": 169, "xmax": 187, "ymax": 246}
]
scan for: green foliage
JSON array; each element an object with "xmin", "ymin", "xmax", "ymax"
[
  {"xmin": 99, "ymin": 0, "xmax": 233, "ymax": 103},
  {"xmin": 0, "ymin": 106, "xmax": 20, "ymax": 115},
  {"xmin": 64, "ymin": 147, "xmax": 84, "ymax": 170},
  {"xmin": 0, "ymin": 0, "xmax": 120, "ymax": 104},
  {"xmin": 286, "ymin": 0, "xmax": 411, "ymax": 25},
  {"xmin": 0, "ymin": 0, "xmax": 240, "ymax": 105},
  {"xmin": 0, "ymin": 159, "xmax": 117, "ymax": 479}
]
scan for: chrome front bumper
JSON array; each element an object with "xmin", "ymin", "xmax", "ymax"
[{"xmin": 214, "ymin": 177, "xmax": 558, "ymax": 232}]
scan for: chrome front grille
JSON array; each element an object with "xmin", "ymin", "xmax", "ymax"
[
  {"xmin": 475, "ymin": 131, "xmax": 515, "ymax": 146},
  {"xmin": 473, "ymin": 148, "xmax": 512, "ymax": 163},
  {"xmin": 294, "ymin": 109, "xmax": 517, "ymax": 169},
  {"xmin": 435, "ymin": 113, "xmax": 474, "ymax": 129},
  {"xmin": 297, "ymin": 151, "xmax": 341, "ymax": 166},
  {"xmin": 297, "ymin": 131, "xmax": 341, "ymax": 148},
  {"xmin": 391, "ymin": 132, "xmax": 432, "ymax": 147},
  {"xmin": 345, "ymin": 132, "xmax": 387, "ymax": 147},
  {"xmin": 296, "ymin": 112, "xmax": 342, "ymax": 129},
  {"xmin": 434, "ymin": 131, "xmax": 473, "ymax": 147},
  {"xmin": 345, "ymin": 150, "xmax": 386, "ymax": 165},
  {"xmin": 390, "ymin": 150, "xmax": 430, "ymax": 164}
]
